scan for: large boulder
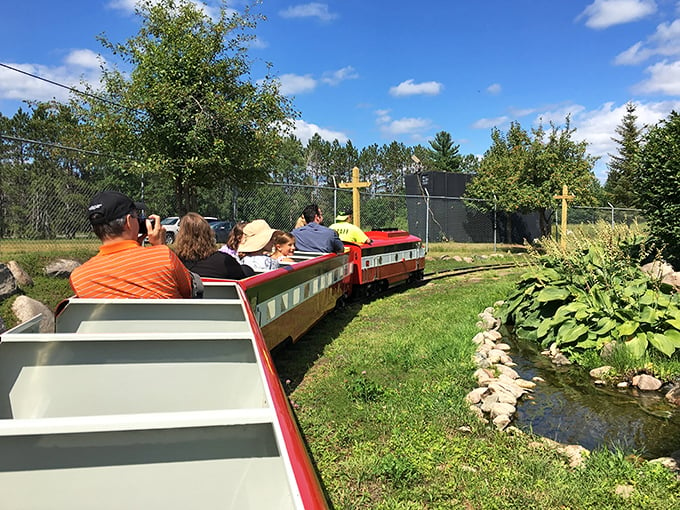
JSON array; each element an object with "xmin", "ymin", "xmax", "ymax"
[
  {"xmin": 11, "ymin": 296, "xmax": 54, "ymax": 333},
  {"xmin": 44, "ymin": 259, "xmax": 80, "ymax": 278},
  {"xmin": 0, "ymin": 264, "xmax": 18, "ymax": 300},
  {"xmin": 7, "ymin": 260, "xmax": 33, "ymax": 287}
]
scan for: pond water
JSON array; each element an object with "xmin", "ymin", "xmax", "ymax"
[{"xmin": 509, "ymin": 337, "xmax": 680, "ymax": 460}]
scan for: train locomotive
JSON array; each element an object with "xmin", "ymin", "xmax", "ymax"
[{"xmin": 0, "ymin": 229, "xmax": 425, "ymax": 509}]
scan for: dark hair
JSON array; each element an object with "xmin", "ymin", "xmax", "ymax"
[
  {"xmin": 174, "ymin": 212, "xmax": 217, "ymax": 262},
  {"xmin": 227, "ymin": 221, "xmax": 248, "ymax": 252},
  {"xmin": 302, "ymin": 204, "xmax": 320, "ymax": 224}
]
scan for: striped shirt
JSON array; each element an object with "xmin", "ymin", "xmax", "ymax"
[{"xmin": 70, "ymin": 240, "xmax": 193, "ymax": 299}]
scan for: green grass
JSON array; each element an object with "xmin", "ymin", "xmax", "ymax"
[{"xmin": 275, "ymin": 272, "xmax": 680, "ymax": 509}]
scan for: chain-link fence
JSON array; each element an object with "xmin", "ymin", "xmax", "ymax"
[{"xmin": 0, "ymin": 175, "xmax": 646, "ymax": 255}]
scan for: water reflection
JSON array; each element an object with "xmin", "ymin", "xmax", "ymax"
[{"xmin": 509, "ymin": 337, "xmax": 680, "ymax": 459}]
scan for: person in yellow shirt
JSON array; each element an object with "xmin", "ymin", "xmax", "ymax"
[{"xmin": 329, "ymin": 210, "xmax": 373, "ymax": 244}]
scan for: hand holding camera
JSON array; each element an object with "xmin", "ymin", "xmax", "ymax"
[{"xmin": 138, "ymin": 214, "xmax": 165, "ymax": 246}]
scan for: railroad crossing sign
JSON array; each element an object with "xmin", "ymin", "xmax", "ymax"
[
  {"xmin": 338, "ymin": 166, "xmax": 370, "ymax": 227},
  {"xmin": 553, "ymin": 184, "xmax": 575, "ymax": 250}
]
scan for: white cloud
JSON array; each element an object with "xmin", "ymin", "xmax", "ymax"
[
  {"xmin": 64, "ymin": 49, "xmax": 102, "ymax": 69},
  {"xmin": 471, "ymin": 116, "xmax": 510, "ymax": 129},
  {"xmin": 0, "ymin": 58, "xmax": 102, "ymax": 104},
  {"xmin": 292, "ymin": 119, "xmax": 348, "ymax": 144},
  {"xmin": 278, "ymin": 73, "xmax": 317, "ymax": 95},
  {"xmin": 533, "ymin": 103, "xmax": 587, "ymax": 125},
  {"xmin": 578, "ymin": 0, "xmax": 657, "ymax": 29},
  {"xmin": 508, "ymin": 106, "xmax": 536, "ymax": 117},
  {"xmin": 108, "ymin": 0, "xmax": 233, "ymax": 20},
  {"xmin": 633, "ymin": 59, "xmax": 680, "ymax": 94},
  {"xmin": 486, "ymin": 83, "xmax": 502, "ymax": 95},
  {"xmin": 389, "ymin": 79, "xmax": 443, "ymax": 97},
  {"xmin": 535, "ymin": 100, "xmax": 680, "ymax": 182},
  {"xmin": 615, "ymin": 19, "xmax": 680, "ymax": 65},
  {"xmin": 375, "ymin": 110, "xmax": 432, "ymax": 137},
  {"xmin": 321, "ymin": 66, "xmax": 359, "ymax": 86},
  {"xmin": 279, "ymin": 3, "xmax": 337, "ymax": 22}
]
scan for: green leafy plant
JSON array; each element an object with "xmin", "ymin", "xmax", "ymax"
[
  {"xmin": 344, "ymin": 369, "xmax": 384, "ymax": 403},
  {"xmin": 500, "ymin": 224, "xmax": 680, "ymax": 360}
]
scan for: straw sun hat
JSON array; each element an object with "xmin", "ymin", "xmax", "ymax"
[{"xmin": 238, "ymin": 219, "xmax": 276, "ymax": 253}]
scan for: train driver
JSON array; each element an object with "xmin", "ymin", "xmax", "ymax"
[{"xmin": 329, "ymin": 210, "xmax": 373, "ymax": 244}]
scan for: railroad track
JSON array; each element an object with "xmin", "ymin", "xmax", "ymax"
[{"xmin": 421, "ymin": 261, "xmax": 526, "ymax": 283}]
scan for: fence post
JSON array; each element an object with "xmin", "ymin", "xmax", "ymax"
[
  {"xmin": 493, "ymin": 194, "xmax": 497, "ymax": 253},
  {"xmin": 607, "ymin": 202, "xmax": 614, "ymax": 228},
  {"xmin": 424, "ymin": 187, "xmax": 430, "ymax": 253}
]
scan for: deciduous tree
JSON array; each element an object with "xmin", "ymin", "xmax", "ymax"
[{"xmin": 77, "ymin": 0, "xmax": 294, "ymax": 214}]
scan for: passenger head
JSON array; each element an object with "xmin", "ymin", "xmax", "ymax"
[
  {"xmin": 302, "ymin": 204, "xmax": 322, "ymax": 224},
  {"xmin": 273, "ymin": 231, "xmax": 295, "ymax": 256},
  {"xmin": 226, "ymin": 221, "xmax": 248, "ymax": 252},
  {"xmin": 238, "ymin": 219, "xmax": 277, "ymax": 255},
  {"xmin": 174, "ymin": 212, "xmax": 216, "ymax": 261},
  {"xmin": 335, "ymin": 210, "xmax": 352, "ymax": 223},
  {"xmin": 87, "ymin": 190, "xmax": 142, "ymax": 241},
  {"xmin": 294, "ymin": 215, "xmax": 307, "ymax": 229}
]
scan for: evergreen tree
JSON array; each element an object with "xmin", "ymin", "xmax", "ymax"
[
  {"xmin": 427, "ymin": 131, "xmax": 462, "ymax": 172},
  {"xmin": 604, "ymin": 102, "xmax": 643, "ymax": 207}
]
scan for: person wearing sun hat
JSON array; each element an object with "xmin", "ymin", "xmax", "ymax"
[
  {"xmin": 69, "ymin": 190, "xmax": 193, "ymax": 299},
  {"xmin": 329, "ymin": 210, "xmax": 372, "ymax": 244},
  {"xmin": 238, "ymin": 219, "xmax": 280, "ymax": 272}
]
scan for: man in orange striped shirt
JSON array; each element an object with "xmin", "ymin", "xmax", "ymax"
[{"xmin": 70, "ymin": 191, "xmax": 193, "ymax": 299}]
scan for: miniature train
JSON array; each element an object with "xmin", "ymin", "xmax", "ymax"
[{"xmin": 0, "ymin": 229, "xmax": 425, "ymax": 509}]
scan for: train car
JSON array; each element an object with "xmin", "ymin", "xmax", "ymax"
[
  {"xmin": 0, "ymin": 230, "xmax": 424, "ymax": 508},
  {"xmin": 0, "ymin": 285, "xmax": 329, "ymax": 509},
  {"xmin": 345, "ymin": 229, "xmax": 425, "ymax": 296}
]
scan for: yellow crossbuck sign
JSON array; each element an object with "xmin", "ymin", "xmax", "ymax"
[
  {"xmin": 339, "ymin": 166, "xmax": 370, "ymax": 227},
  {"xmin": 554, "ymin": 184, "xmax": 575, "ymax": 250}
]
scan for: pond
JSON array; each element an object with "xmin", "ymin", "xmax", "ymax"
[{"xmin": 509, "ymin": 336, "xmax": 680, "ymax": 460}]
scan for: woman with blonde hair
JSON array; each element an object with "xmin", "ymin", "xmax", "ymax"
[{"xmin": 174, "ymin": 213, "xmax": 250, "ymax": 279}]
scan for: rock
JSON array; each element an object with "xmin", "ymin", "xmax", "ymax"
[
  {"xmin": 465, "ymin": 387, "xmax": 489, "ymax": 405},
  {"xmin": 632, "ymin": 374, "xmax": 662, "ymax": 391},
  {"xmin": 438, "ymin": 254, "xmax": 450, "ymax": 260},
  {"xmin": 452, "ymin": 255, "xmax": 463, "ymax": 262},
  {"xmin": 589, "ymin": 366, "xmax": 613, "ymax": 379},
  {"xmin": 665, "ymin": 384, "xmax": 680, "ymax": 406},
  {"xmin": 532, "ymin": 376, "xmax": 545, "ymax": 383},
  {"xmin": 480, "ymin": 394, "xmax": 499, "ymax": 412},
  {"xmin": 496, "ymin": 364, "xmax": 519, "ymax": 379},
  {"xmin": 515, "ymin": 379, "xmax": 536, "ymax": 390},
  {"xmin": 7, "ymin": 261, "xmax": 33, "ymax": 287},
  {"xmin": 486, "ymin": 349, "xmax": 504, "ymax": 364},
  {"xmin": 11, "ymin": 296, "xmax": 54, "ymax": 333},
  {"xmin": 477, "ymin": 312, "xmax": 497, "ymax": 330},
  {"xmin": 593, "ymin": 379, "xmax": 606, "ymax": 385},
  {"xmin": 552, "ymin": 353, "xmax": 572, "ymax": 366},
  {"xmin": 472, "ymin": 332, "xmax": 486, "ymax": 345},
  {"xmin": 649, "ymin": 457, "xmax": 679, "ymax": 473},
  {"xmin": 492, "ymin": 414, "xmax": 511, "ymax": 430},
  {"xmin": 474, "ymin": 368, "xmax": 495, "ymax": 386},
  {"xmin": 468, "ymin": 405, "xmax": 486, "ymax": 422},
  {"xmin": 463, "ymin": 257, "xmax": 474, "ymax": 263},
  {"xmin": 600, "ymin": 341, "xmax": 617, "ymax": 358},
  {"xmin": 489, "ymin": 381, "xmax": 525, "ymax": 399},
  {"xmin": 559, "ymin": 444, "xmax": 589, "ymax": 468},
  {"xmin": 641, "ymin": 261, "xmax": 675, "ymax": 279},
  {"xmin": 0, "ymin": 264, "xmax": 18, "ymax": 300},
  {"xmin": 488, "ymin": 402, "xmax": 516, "ymax": 419},
  {"xmin": 662, "ymin": 272, "xmax": 680, "ymax": 290},
  {"xmin": 44, "ymin": 259, "xmax": 80, "ymax": 278},
  {"xmin": 617, "ymin": 381, "xmax": 629, "ymax": 388},
  {"xmin": 495, "ymin": 342, "xmax": 512, "ymax": 351},
  {"xmin": 483, "ymin": 330, "xmax": 502, "ymax": 342}
]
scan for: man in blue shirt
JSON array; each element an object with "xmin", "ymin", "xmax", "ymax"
[{"xmin": 292, "ymin": 204, "xmax": 345, "ymax": 253}]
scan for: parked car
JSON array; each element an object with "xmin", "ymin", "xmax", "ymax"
[
  {"xmin": 210, "ymin": 220, "xmax": 234, "ymax": 244},
  {"xmin": 161, "ymin": 216, "xmax": 219, "ymax": 244},
  {"xmin": 160, "ymin": 216, "xmax": 180, "ymax": 244}
]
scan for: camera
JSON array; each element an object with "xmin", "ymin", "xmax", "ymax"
[{"xmin": 137, "ymin": 217, "xmax": 156, "ymax": 235}]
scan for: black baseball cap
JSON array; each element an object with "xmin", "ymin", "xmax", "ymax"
[{"xmin": 87, "ymin": 191, "xmax": 145, "ymax": 225}]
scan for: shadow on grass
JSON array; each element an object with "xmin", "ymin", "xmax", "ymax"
[{"xmin": 272, "ymin": 300, "xmax": 363, "ymax": 394}]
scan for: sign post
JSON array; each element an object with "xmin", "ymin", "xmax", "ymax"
[
  {"xmin": 338, "ymin": 166, "xmax": 370, "ymax": 227},
  {"xmin": 553, "ymin": 184, "xmax": 575, "ymax": 250}
]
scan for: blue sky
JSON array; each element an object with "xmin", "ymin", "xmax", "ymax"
[{"xmin": 3, "ymin": 0, "xmax": 680, "ymax": 182}]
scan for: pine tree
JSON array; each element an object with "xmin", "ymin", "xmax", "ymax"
[{"xmin": 604, "ymin": 102, "xmax": 643, "ymax": 207}]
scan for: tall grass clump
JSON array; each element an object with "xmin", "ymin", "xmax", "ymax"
[{"xmin": 499, "ymin": 222, "xmax": 680, "ymax": 374}]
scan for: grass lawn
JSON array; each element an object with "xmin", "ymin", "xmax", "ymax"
[{"xmin": 275, "ymin": 271, "xmax": 680, "ymax": 509}]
